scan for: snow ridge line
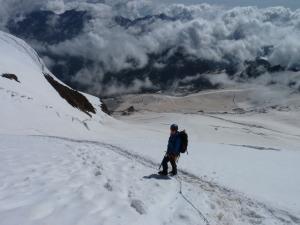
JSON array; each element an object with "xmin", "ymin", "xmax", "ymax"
[
  {"xmin": 30, "ymin": 135, "xmax": 300, "ymax": 224},
  {"xmin": 0, "ymin": 31, "xmax": 46, "ymax": 72}
]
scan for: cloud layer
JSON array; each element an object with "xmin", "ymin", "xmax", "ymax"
[{"xmin": 2, "ymin": 0, "xmax": 300, "ymax": 96}]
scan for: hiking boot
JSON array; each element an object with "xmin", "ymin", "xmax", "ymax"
[
  {"xmin": 170, "ymin": 170, "xmax": 177, "ymax": 176},
  {"xmin": 158, "ymin": 170, "xmax": 168, "ymax": 176}
]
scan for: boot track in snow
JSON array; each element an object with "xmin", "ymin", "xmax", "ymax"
[{"xmin": 31, "ymin": 135, "xmax": 300, "ymax": 225}]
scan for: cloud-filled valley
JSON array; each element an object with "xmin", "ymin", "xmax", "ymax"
[{"xmin": 2, "ymin": 0, "xmax": 300, "ymax": 96}]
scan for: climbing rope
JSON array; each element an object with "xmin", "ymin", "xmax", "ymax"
[{"xmin": 176, "ymin": 175, "xmax": 210, "ymax": 225}]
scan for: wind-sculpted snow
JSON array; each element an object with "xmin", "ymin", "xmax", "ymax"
[{"xmin": 3, "ymin": 0, "xmax": 300, "ymax": 95}]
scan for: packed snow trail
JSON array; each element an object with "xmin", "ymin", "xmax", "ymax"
[{"xmin": 0, "ymin": 135, "xmax": 299, "ymax": 225}]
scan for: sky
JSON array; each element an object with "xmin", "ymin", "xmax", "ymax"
[{"xmin": 160, "ymin": 0, "xmax": 300, "ymax": 9}]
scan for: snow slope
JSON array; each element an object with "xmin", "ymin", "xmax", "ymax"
[
  {"xmin": 0, "ymin": 31, "xmax": 109, "ymax": 137},
  {"xmin": 0, "ymin": 31, "xmax": 300, "ymax": 225},
  {"xmin": 117, "ymin": 111, "xmax": 300, "ymax": 214},
  {"xmin": 1, "ymin": 135, "xmax": 299, "ymax": 225}
]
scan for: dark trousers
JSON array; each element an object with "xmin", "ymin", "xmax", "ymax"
[{"xmin": 162, "ymin": 154, "xmax": 177, "ymax": 173}]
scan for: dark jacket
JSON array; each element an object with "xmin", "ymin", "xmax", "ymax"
[{"xmin": 167, "ymin": 132, "xmax": 181, "ymax": 155}]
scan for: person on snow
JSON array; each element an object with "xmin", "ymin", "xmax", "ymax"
[{"xmin": 159, "ymin": 124, "xmax": 181, "ymax": 176}]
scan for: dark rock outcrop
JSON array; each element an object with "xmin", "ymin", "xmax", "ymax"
[
  {"xmin": 1, "ymin": 73, "xmax": 20, "ymax": 83},
  {"xmin": 44, "ymin": 73, "xmax": 95, "ymax": 116},
  {"xmin": 114, "ymin": 13, "xmax": 192, "ymax": 29},
  {"xmin": 100, "ymin": 102, "xmax": 111, "ymax": 115},
  {"xmin": 240, "ymin": 58, "xmax": 285, "ymax": 79},
  {"xmin": 122, "ymin": 106, "xmax": 136, "ymax": 116}
]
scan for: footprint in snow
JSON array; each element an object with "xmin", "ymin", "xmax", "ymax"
[
  {"xmin": 127, "ymin": 190, "xmax": 133, "ymax": 198},
  {"xmin": 94, "ymin": 170, "xmax": 102, "ymax": 176},
  {"xmin": 210, "ymin": 203, "xmax": 216, "ymax": 210},
  {"xmin": 130, "ymin": 199, "xmax": 146, "ymax": 215},
  {"xmin": 96, "ymin": 164, "xmax": 102, "ymax": 170},
  {"xmin": 104, "ymin": 182, "xmax": 113, "ymax": 191},
  {"xmin": 178, "ymin": 213, "xmax": 190, "ymax": 221}
]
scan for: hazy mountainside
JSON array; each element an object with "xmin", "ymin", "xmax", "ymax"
[
  {"xmin": 2, "ymin": 0, "xmax": 300, "ymax": 96},
  {"xmin": 0, "ymin": 31, "xmax": 108, "ymax": 136}
]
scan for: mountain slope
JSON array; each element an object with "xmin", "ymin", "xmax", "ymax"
[
  {"xmin": 0, "ymin": 31, "xmax": 300, "ymax": 225},
  {"xmin": 0, "ymin": 31, "xmax": 108, "ymax": 136}
]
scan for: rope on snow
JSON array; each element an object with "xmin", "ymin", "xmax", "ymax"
[{"xmin": 176, "ymin": 175, "xmax": 210, "ymax": 225}]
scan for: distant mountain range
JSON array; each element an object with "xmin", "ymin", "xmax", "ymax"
[{"xmin": 3, "ymin": 1, "xmax": 300, "ymax": 96}]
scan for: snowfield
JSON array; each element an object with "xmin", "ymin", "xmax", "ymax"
[
  {"xmin": 1, "ymin": 135, "xmax": 299, "ymax": 225},
  {"xmin": 0, "ymin": 31, "xmax": 300, "ymax": 225}
]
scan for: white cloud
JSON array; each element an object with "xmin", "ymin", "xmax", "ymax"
[{"xmin": 2, "ymin": 0, "xmax": 300, "ymax": 95}]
